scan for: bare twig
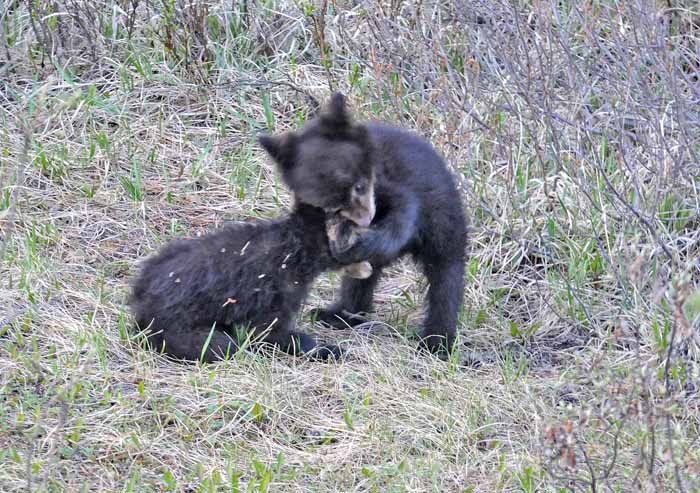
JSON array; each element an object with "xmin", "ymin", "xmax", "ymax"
[{"xmin": 0, "ymin": 121, "xmax": 31, "ymax": 265}]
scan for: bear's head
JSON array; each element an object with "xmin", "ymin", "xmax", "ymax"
[{"xmin": 259, "ymin": 93, "xmax": 376, "ymax": 227}]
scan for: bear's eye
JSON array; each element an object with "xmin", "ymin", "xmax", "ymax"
[{"xmin": 354, "ymin": 183, "xmax": 366, "ymax": 195}]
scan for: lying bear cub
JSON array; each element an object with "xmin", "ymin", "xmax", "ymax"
[{"xmin": 129, "ymin": 205, "xmax": 366, "ymax": 362}]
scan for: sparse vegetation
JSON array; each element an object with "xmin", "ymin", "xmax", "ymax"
[{"xmin": 1, "ymin": 0, "xmax": 699, "ymax": 491}]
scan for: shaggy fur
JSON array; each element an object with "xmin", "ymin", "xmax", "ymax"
[
  {"xmin": 130, "ymin": 203, "xmax": 359, "ymax": 362},
  {"xmin": 260, "ymin": 94, "xmax": 468, "ymax": 357}
]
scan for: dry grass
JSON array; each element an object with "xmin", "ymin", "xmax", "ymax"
[{"xmin": 1, "ymin": 0, "xmax": 700, "ymax": 491}]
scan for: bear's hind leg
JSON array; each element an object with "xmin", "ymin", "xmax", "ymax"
[
  {"xmin": 419, "ymin": 259, "xmax": 465, "ymax": 358},
  {"xmin": 262, "ymin": 322, "xmax": 342, "ymax": 361},
  {"xmin": 147, "ymin": 326, "xmax": 239, "ymax": 362}
]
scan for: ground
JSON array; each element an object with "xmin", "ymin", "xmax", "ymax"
[{"xmin": 1, "ymin": 1, "xmax": 699, "ymax": 491}]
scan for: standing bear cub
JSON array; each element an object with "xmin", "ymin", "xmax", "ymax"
[{"xmin": 259, "ymin": 93, "xmax": 467, "ymax": 357}]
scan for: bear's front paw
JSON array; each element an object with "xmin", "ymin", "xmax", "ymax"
[
  {"xmin": 306, "ymin": 344, "xmax": 344, "ymax": 361},
  {"xmin": 309, "ymin": 308, "xmax": 369, "ymax": 329},
  {"xmin": 332, "ymin": 236, "xmax": 375, "ymax": 264}
]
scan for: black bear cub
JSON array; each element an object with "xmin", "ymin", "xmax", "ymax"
[
  {"xmin": 130, "ymin": 204, "xmax": 369, "ymax": 362},
  {"xmin": 260, "ymin": 93, "xmax": 467, "ymax": 357}
]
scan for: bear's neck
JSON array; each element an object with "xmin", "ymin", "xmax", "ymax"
[{"xmin": 288, "ymin": 203, "xmax": 336, "ymax": 272}]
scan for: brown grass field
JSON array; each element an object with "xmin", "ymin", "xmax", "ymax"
[{"xmin": 1, "ymin": 1, "xmax": 700, "ymax": 491}]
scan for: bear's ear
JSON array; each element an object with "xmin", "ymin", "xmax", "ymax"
[
  {"xmin": 259, "ymin": 132, "xmax": 297, "ymax": 170},
  {"xmin": 319, "ymin": 92, "xmax": 351, "ymax": 134}
]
